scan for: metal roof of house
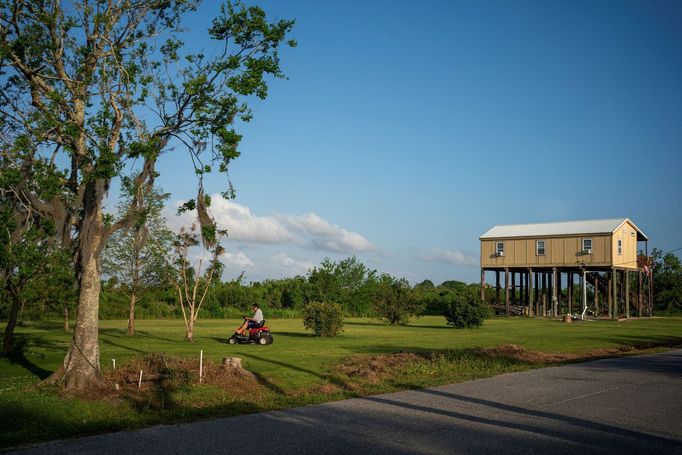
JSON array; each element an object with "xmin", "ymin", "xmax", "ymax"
[{"xmin": 480, "ymin": 218, "xmax": 648, "ymax": 241}]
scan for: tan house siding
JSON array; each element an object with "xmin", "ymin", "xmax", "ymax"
[
  {"xmin": 612, "ymin": 220, "xmax": 639, "ymax": 269},
  {"xmin": 481, "ymin": 234, "xmax": 613, "ymax": 268}
]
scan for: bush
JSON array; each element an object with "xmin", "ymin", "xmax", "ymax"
[
  {"xmin": 444, "ymin": 293, "xmax": 490, "ymax": 328},
  {"xmin": 303, "ymin": 301, "xmax": 344, "ymax": 337},
  {"xmin": 373, "ymin": 274, "xmax": 421, "ymax": 325}
]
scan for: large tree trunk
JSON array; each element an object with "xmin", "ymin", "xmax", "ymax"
[
  {"xmin": 62, "ymin": 247, "xmax": 104, "ymax": 389},
  {"xmin": 60, "ymin": 183, "xmax": 108, "ymax": 390},
  {"xmin": 3, "ymin": 286, "xmax": 21, "ymax": 356},
  {"xmin": 127, "ymin": 291, "xmax": 137, "ymax": 336}
]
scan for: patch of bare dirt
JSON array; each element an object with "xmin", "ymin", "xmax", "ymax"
[
  {"xmin": 476, "ymin": 344, "xmax": 577, "ymax": 364},
  {"xmin": 334, "ymin": 351, "xmax": 424, "ymax": 384},
  {"xmin": 477, "ymin": 340, "xmax": 682, "ymax": 365},
  {"xmin": 99, "ymin": 353, "xmax": 262, "ymax": 408},
  {"xmin": 314, "ymin": 383, "xmax": 344, "ymax": 395}
]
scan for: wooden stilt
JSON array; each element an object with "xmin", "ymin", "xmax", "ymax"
[
  {"xmin": 625, "ymin": 270, "xmax": 630, "ymax": 318},
  {"xmin": 618, "ymin": 271, "xmax": 625, "ymax": 319},
  {"xmin": 567, "ymin": 273, "xmax": 573, "ymax": 316},
  {"xmin": 581, "ymin": 269, "xmax": 587, "ymax": 319},
  {"xmin": 535, "ymin": 272, "xmax": 540, "ymax": 315},
  {"xmin": 505, "ymin": 268, "xmax": 510, "ymax": 317},
  {"xmin": 594, "ymin": 275, "xmax": 600, "ymax": 316},
  {"xmin": 511, "ymin": 272, "xmax": 516, "ymax": 307},
  {"xmin": 528, "ymin": 268, "xmax": 534, "ymax": 317},
  {"xmin": 612, "ymin": 268, "xmax": 618, "ymax": 320},
  {"xmin": 542, "ymin": 273, "xmax": 547, "ymax": 317},
  {"xmin": 495, "ymin": 270, "xmax": 500, "ymax": 305},
  {"xmin": 556, "ymin": 271, "xmax": 562, "ymax": 314},
  {"xmin": 552, "ymin": 268, "xmax": 558, "ymax": 318},
  {"xmin": 607, "ymin": 274, "xmax": 613, "ymax": 319},
  {"xmin": 542, "ymin": 294, "xmax": 546, "ymax": 318},
  {"xmin": 638, "ymin": 270, "xmax": 643, "ymax": 318}
]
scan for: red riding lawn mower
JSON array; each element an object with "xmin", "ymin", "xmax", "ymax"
[{"xmin": 228, "ymin": 319, "xmax": 273, "ymax": 345}]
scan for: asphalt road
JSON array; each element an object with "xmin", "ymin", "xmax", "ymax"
[{"xmin": 10, "ymin": 350, "xmax": 682, "ymax": 454}]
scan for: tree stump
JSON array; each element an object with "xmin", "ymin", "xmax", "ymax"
[
  {"xmin": 563, "ymin": 314, "xmax": 572, "ymax": 323},
  {"xmin": 222, "ymin": 357, "xmax": 242, "ymax": 369},
  {"xmin": 221, "ymin": 356, "xmax": 256, "ymax": 380}
]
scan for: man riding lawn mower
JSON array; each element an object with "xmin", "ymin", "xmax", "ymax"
[{"xmin": 228, "ymin": 303, "xmax": 273, "ymax": 345}]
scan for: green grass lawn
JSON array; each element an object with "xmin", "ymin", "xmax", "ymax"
[{"xmin": 1, "ymin": 316, "xmax": 682, "ymax": 448}]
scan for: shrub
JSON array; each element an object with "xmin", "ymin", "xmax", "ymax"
[
  {"xmin": 373, "ymin": 274, "xmax": 421, "ymax": 325},
  {"xmin": 303, "ymin": 301, "xmax": 344, "ymax": 337},
  {"xmin": 444, "ymin": 293, "xmax": 490, "ymax": 328}
]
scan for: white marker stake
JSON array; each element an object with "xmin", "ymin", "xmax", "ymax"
[
  {"xmin": 112, "ymin": 359, "xmax": 116, "ymax": 371},
  {"xmin": 138, "ymin": 370, "xmax": 143, "ymax": 390},
  {"xmin": 199, "ymin": 350, "xmax": 203, "ymax": 384}
]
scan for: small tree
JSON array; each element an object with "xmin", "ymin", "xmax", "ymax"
[
  {"xmin": 103, "ymin": 183, "xmax": 173, "ymax": 336},
  {"xmin": 444, "ymin": 292, "xmax": 490, "ymax": 329},
  {"xmin": 303, "ymin": 301, "xmax": 344, "ymax": 337},
  {"xmin": 0, "ymin": 214, "xmax": 46, "ymax": 354},
  {"xmin": 172, "ymin": 224, "xmax": 224, "ymax": 341},
  {"xmin": 652, "ymin": 248, "xmax": 682, "ymax": 315},
  {"xmin": 0, "ymin": 178, "xmax": 75, "ymax": 352},
  {"xmin": 306, "ymin": 256, "xmax": 378, "ymax": 316},
  {"xmin": 373, "ymin": 274, "xmax": 421, "ymax": 325}
]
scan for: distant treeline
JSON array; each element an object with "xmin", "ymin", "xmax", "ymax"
[
  {"xmin": 4, "ymin": 256, "xmax": 492, "ymax": 321},
  {"xmin": 97, "ymin": 256, "xmax": 494, "ymax": 320},
  {"xmin": 2, "ymin": 251, "xmax": 680, "ymax": 322}
]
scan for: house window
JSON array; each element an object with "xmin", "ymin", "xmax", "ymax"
[
  {"xmin": 617, "ymin": 239, "xmax": 622, "ymax": 255},
  {"xmin": 536, "ymin": 240, "xmax": 546, "ymax": 256},
  {"xmin": 495, "ymin": 242, "xmax": 505, "ymax": 256},
  {"xmin": 582, "ymin": 238, "xmax": 592, "ymax": 253}
]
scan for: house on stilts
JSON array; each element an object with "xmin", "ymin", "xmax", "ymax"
[{"xmin": 479, "ymin": 218, "xmax": 653, "ymax": 319}]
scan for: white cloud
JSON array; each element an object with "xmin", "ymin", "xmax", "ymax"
[
  {"xmin": 165, "ymin": 194, "xmax": 375, "ymax": 254},
  {"xmin": 210, "ymin": 197, "xmax": 294, "ymax": 243},
  {"xmin": 165, "ymin": 197, "xmax": 293, "ymax": 244},
  {"xmin": 420, "ymin": 248, "xmax": 478, "ymax": 266},
  {"xmin": 223, "ymin": 251, "xmax": 254, "ymax": 269},
  {"xmin": 281, "ymin": 212, "xmax": 376, "ymax": 253},
  {"xmin": 271, "ymin": 253, "xmax": 314, "ymax": 276}
]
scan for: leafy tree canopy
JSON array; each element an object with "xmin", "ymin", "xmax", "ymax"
[{"xmin": 0, "ymin": 0, "xmax": 295, "ymax": 389}]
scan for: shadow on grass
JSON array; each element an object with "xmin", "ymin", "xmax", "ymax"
[
  {"xmin": 2, "ymin": 334, "xmax": 66, "ymax": 380},
  {"xmin": 208, "ymin": 332, "xmax": 311, "ymax": 344},
  {"xmin": 239, "ymin": 352, "xmax": 355, "ymax": 393},
  {"xmin": 15, "ymin": 320, "xmax": 65, "ymax": 332},
  {"xmin": 2, "ymin": 336, "xmax": 53, "ymax": 380},
  {"xmin": 207, "ymin": 336, "xmax": 230, "ymax": 344},
  {"xmin": 275, "ymin": 331, "xmax": 314, "ymax": 338},
  {"xmin": 99, "ymin": 337, "xmax": 147, "ymax": 355},
  {"xmin": 99, "ymin": 328, "xmax": 181, "ymax": 344},
  {"xmin": 250, "ymin": 371, "xmax": 287, "ymax": 395},
  {"xmin": 343, "ymin": 321, "xmax": 384, "ymax": 327},
  {"xmin": 133, "ymin": 330, "xmax": 185, "ymax": 344},
  {"xmin": 402, "ymin": 325, "xmax": 454, "ymax": 330},
  {"xmin": 344, "ymin": 320, "xmax": 454, "ymax": 330},
  {"xmin": 0, "ymin": 387, "xmax": 271, "ymax": 450}
]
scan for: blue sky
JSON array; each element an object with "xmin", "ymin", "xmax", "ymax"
[{"xmin": 146, "ymin": 0, "xmax": 682, "ymax": 284}]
